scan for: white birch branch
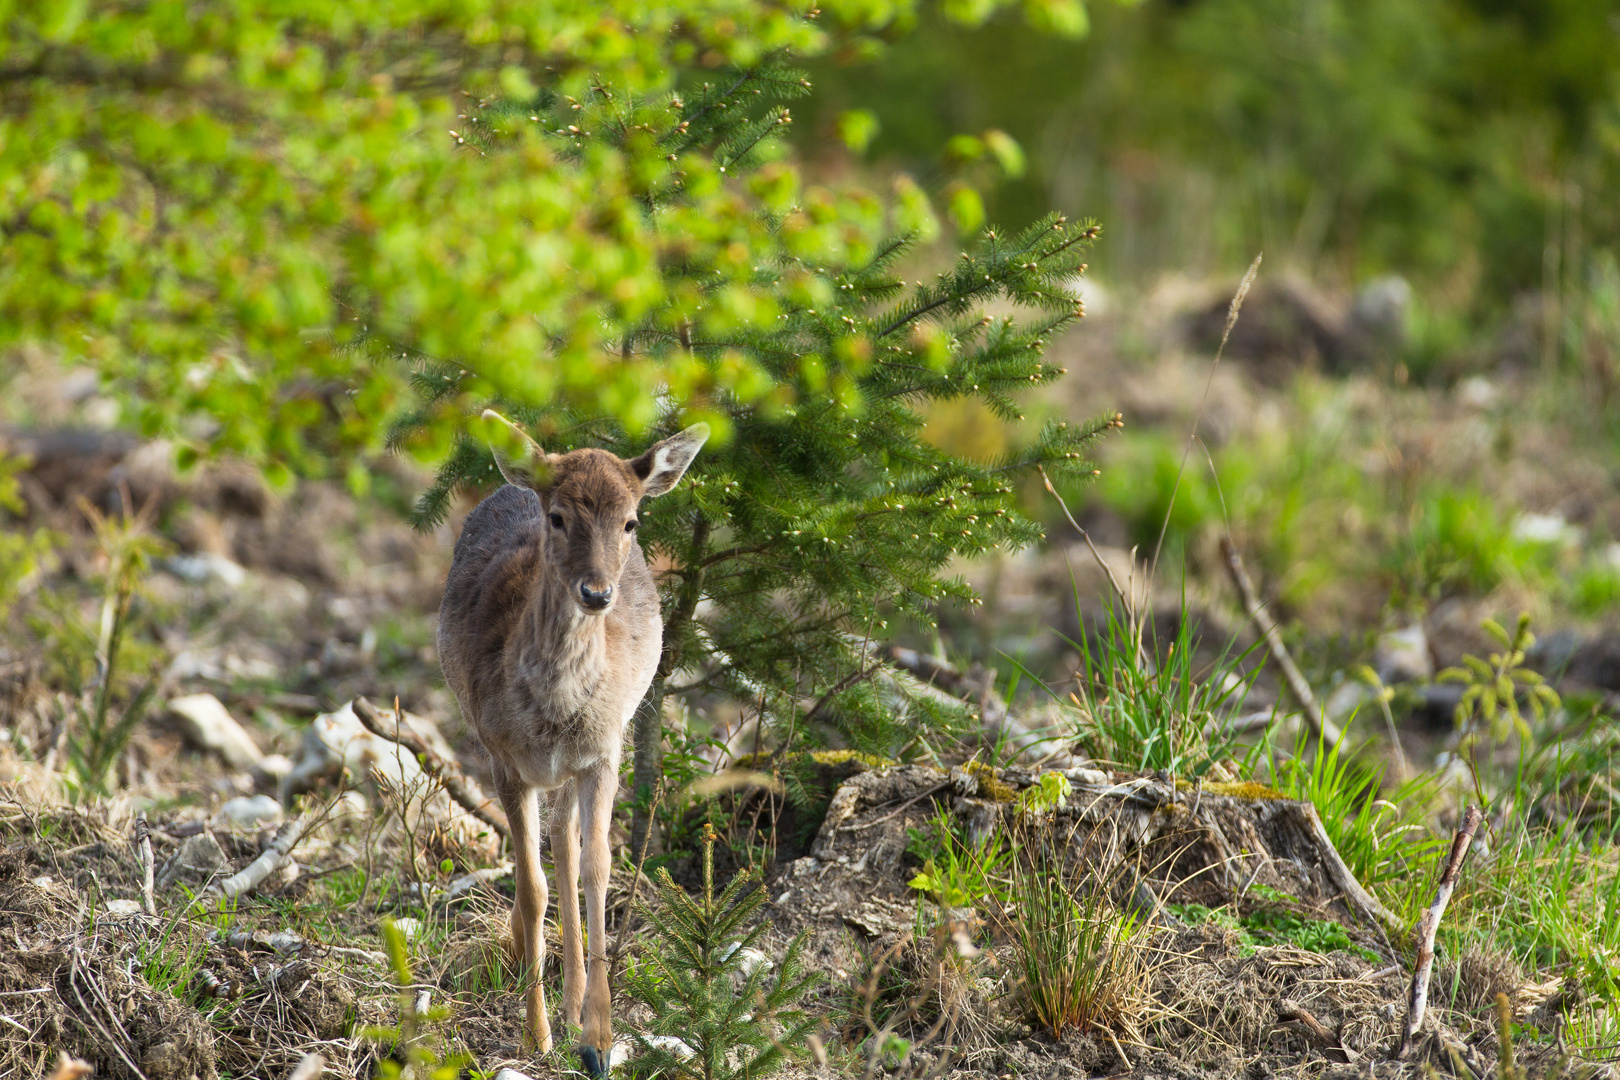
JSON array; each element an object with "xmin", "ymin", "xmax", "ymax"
[
  {"xmin": 202, "ymin": 810, "xmax": 315, "ymax": 905},
  {"xmin": 1395, "ymin": 804, "xmax": 1483, "ymax": 1059}
]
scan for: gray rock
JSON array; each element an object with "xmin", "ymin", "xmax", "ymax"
[{"xmin": 156, "ymin": 830, "xmax": 230, "ymax": 893}]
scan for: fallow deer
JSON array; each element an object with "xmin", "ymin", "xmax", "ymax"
[{"xmin": 438, "ymin": 411, "xmax": 709, "ymax": 1075}]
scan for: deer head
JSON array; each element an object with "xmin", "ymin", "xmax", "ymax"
[{"xmin": 483, "ymin": 411, "xmax": 709, "ymax": 614}]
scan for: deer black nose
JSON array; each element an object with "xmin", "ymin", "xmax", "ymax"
[{"xmin": 579, "ymin": 582, "xmax": 613, "ymax": 610}]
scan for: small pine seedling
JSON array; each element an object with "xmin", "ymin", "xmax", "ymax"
[{"xmin": 624, "ymin": 825, "xmax": 819, "ymax": 1080}]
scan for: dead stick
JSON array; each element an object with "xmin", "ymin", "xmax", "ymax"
[
  {"xmin": 135, "ymin": 813, "xmax": 155, "ymax": 916},
  {"xmin": 352, "ymin": 696, "xmax": 509, "ymax": 842},
  {"xmin": 203, "ymin": 810, "xmax": 315, "ymax": 904},
  {"xmin": 1220, "ymin": 536, "xmax": 1342, "ymax": 747},
  {"xmin": 1395, "ymin": 804, "xmax": 1484, "ymax": 1059}
]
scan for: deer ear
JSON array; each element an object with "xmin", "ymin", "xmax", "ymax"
[
  {"xmin": 482, "ymin": 410, "xmax": 557, "ymax": 492},
  {"xmin": 631, "ymin": 422, "xmax": 710, "ymax": 498}
]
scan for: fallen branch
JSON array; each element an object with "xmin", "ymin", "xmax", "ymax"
[
  {"xmin": 1277, "ymin": 1001, "xmax": 1357, "ymax": 1063},
  {"xmin": 1219, "ymin": 536, "xmax": 1342, "ymax": 747},
  {"xmin": 352, "ymin": 696, "xmax": 510, "ymax": 842},
  {"xmin": 1395, "ymin": 804, "xmax": 1484, "ymax": 1059},
  {"xmin": 134, "ymin": 813, "xmax": 155, "ymax": 916},
  {"xmin": 202, "ymin": 810, "xmax": 314, "ymax": 905}
]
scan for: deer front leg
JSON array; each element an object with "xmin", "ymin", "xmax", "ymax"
[
  {"xmin": 497, "ymin": 772, "xmax": 552, "ymax": 1054},
  {"xmin": 550, "ymin": 779, "xmax": 585, "ymax": 1029},
  {"xmin": 575, "ymin": 761, "xmax": 617, "ymax": 1077}
]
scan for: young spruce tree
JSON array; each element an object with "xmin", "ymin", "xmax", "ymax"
[
  {"xmin": 392, "ymin": 55, "xmax": 1113, "ymax": 849},
  {"xmin": 623, "ymin": 824, "xmax": 817, "ymax": 1080}
]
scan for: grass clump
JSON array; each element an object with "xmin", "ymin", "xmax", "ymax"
[
  {"xmin": 1055, "ymin": 596, "xmax": 1257, "ymax": 778},
  {"xmin": 906, "ymin": 803, "xmax": 1012, "ymax": 910},
  {"xmin": 1269, "ymin": 726, "xmax": 1445, "ymax": 899},
  {"xmin": 1004, "ymin": 822, "xmax": 1155, "ymax": 1047}
]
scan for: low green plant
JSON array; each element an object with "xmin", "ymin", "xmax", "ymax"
[
  {"xmin": 1440, "ymin": 613, "xmax": 1561, "ymax": 749},
  {"xmin": 1566, "ymin": 560, "xmax": 1620, "ymax": 618},
  {"xmin": 362, "ymin": 917, "xmax": 470, "ymax": 1080},
  {"xmin": 623, "ymin": 825, "xmax": 818, "ymax": 1080},
  {"xmin": 1391, "ymin": 490, "xmax": 1557, "ymax": 603},
  {"xmin": 1445, "ymin": 819, "xmax": 1620, "ymax": 1050},
  {"xmin": 138, "ymin": 920, "xmax": 212, "ymax": 1003},
  {"xmin": 38, "ymin": 496, "xmax": 168, "ymax": 797},
  {"xmin": 906, "ymin": 804, "xmax": 1012, "ymax": 910},
  {"xmin": 1168, "ymin": 900, "xmax": 1372, "ymax": 959}
]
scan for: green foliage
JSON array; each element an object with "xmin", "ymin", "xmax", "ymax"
[
  {"xmin": 0, "ymin": 454, "xmax": 50, "ymax": 617},
  {"xmin": 804, "ymin": 0, "xmax": 1620, "ymax": 311},
  {"xmin": 394, "ymin": 71, "xmax": 1110, "ymax": 760},
  {"xmin": 1440, "ymin": 613, "xmax": 1561, "ymax": 748},
  {"xmin": 2, "ymin": 0, "xmax": 1101, "ymax": 478},
  {"xmin": 362, "ymin": 917, "xmax": 470, "ymax": 1080},
  {"xmin": 1444, "ymin": 821, "xmax": 1620, "ymax": 1050},
  {"xmin": 1269, "ymin": 726, "xmax": 1444, "ymax": 894},
  {"xmin": 905, "ymin": 803, "xmax": 1011, "ymax": 909},
  {"xmin": 1056, "ymin": 597, "xmax": 1257, "ymax": 777},
  {"xmin": 1392, "ymin": 490, "xmax": 1531, "ymax": 603},
  {"xmin": 1016, "ymin": 771, "xmax": 1072, "ymax": 815},
  {"xmin": 624, "ymin": 826, "xmax": 818, "ymax": 1080},
  {"xmin": 1169, "ymin": 899, "xmax": 1373, "ymax": 960}
]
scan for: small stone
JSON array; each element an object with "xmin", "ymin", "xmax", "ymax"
[
  {"xmin": 156, "ymin": 830, "xmax": 229, "ymax": 893},
  {"xmin": 104, "ymin": 898, "xmax": 143, "ymax": 916},
  {"xmin": 389, "ymin": 917, "xmax": 422, "ymax": 941},
  {"xmin": 218, "ymin": 794, "xmax": 282, "ymax": 829},
  {"xmin": 169, "ymin": 693, "xmax": 264, "ymax": 770},
  {"xmin": 1374, "ymin": 625, "xmax": 1433, "ymax": 685}
]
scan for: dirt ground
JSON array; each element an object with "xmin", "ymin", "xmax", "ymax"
[{"xmin": 1, "ymin": 279, "xmax": 1617, "ymax": 1079}]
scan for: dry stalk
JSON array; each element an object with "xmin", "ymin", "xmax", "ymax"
[
  {"xmin": 134, "ymin": 812, "xmax": 155, "ymax": 915},
  {"xmin": 1395, "ymin": 804, "xmax": 1484, "ymax": 1059},
  {"xmin": 352, "ymin": 695, "xmax": 510, "ymax": 842},
  {"xmin": 1148, "ymin": 252, "xmax": 1261, "ymax": 586},
  {"xmin": 1038, "ymin": 465, "xmax": 1143, "ymax": 661},
  {"xmin": 1218, "ymin": 536, "xmax": 1342, "ymax": 747}
]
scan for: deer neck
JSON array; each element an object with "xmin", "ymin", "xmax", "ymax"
[{"xmin": 513, "ymin": 561, "xmax": 609, "ymax": 718}]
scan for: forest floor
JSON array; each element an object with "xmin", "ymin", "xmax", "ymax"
[{"xmin": 1, "ymin": 273, "xmax": 1618, "ymax": 1079}]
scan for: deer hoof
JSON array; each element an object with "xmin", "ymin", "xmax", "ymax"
[{"xmin": 576, "ymin": 1045, "xmax": 609, "ymax": 1078}]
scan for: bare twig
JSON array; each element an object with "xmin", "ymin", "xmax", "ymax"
[
  {"xmin": 202, "ymin": 810, "xmax": 315, "ymax": 905},
  {"xmin": 352, "ymin": 695, "xmax": 510, "ymax": 841},
  {"xmin": 1219, "ymin": 536, "xmax": 1342, "ymax": 747},
  {"xmin": 1039, "ymin": 465, "xmax": 1144, "ymax": 663},
  {"xmin": 134, "ymin": 813, "xmax": 155, "ymax": 916},
  {"xmin": 1396, "ymin": 804, "xmax": 1484, "ymax": 1059}
]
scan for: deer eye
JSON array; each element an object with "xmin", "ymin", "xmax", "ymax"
[
  {"xmin": 549, "ymin": 512, "xmax": 565, "ymax": 530},
  {"xmin": 624, "ymin": 519, "xmax": 639, "ymax": 533}
]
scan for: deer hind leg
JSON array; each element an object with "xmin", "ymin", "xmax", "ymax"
[
  {"xmin": 550, "ymin": 779, "xmax": 585, "ymax": 1029},
  {"xmin": 497, "ymin": 770, "xmax": 552, "ymax": 1054},
  {"xmin": 575, "ymin": 760, "xmax": 617, "ymax": 1078}
]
